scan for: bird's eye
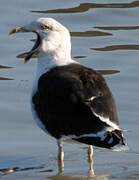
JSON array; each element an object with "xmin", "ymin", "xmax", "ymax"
[{"xmin": 41, "ymin": 25, "xmax": 50, "ymax": 30}]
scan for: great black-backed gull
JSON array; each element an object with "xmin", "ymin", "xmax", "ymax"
[{"xmin": 10, "ymin": 18, "xmax": 127, "ymax": 174}]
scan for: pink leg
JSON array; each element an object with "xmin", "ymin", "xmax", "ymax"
[
  {"xmin": 57, "ymin": 140, "xmax": 64, "ymax": 174},
  {"xmin": 88, "ymin": 145, "xmax": 94, "ymax": 176}
]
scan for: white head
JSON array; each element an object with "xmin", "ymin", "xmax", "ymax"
[{"xmin": 10, "ymin": 18, "xmax": 72, "ymax": 63}]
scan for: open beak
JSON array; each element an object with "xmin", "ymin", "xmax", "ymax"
[
  {"xmin": 9, "ymin": 27, "xmax": 41, "ymax": 63},
  {"xmin": 9, "ymin": 27, "xmax": 29, "ymax": 35}
]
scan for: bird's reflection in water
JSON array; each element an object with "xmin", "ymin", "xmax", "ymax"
[
  {"xmin": 48, "ymin": 171, "xmax": 109, "ymax": 180},
  {"xmin": 48, "ymin": 174, "xmax": 109, "ymax": 180}
]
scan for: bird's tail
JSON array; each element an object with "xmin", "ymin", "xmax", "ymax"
[{"xmin": 74, "ymin": 129, "xmax": 128, "ymax": 151}]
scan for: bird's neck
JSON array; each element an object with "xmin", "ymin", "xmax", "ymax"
[
  {"xmin": 36, "ymin": 50, "xmax": 76, "ymax": 80},
  {"xmin": 35, "ymin": 34, "xmax": 77, "ymax": 79}
]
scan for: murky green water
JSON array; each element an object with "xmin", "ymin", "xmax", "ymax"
[{"xmin": 0, "ymin": 0, "xmax": 139, "ymax": 179}]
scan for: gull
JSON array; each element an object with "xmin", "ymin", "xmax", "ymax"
[{"xmin": 10, "ymin": 17, "xmax": 127, "ymax": 174}]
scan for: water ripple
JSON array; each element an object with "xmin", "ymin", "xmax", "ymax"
[
  {"xmin": 0, "ymin": 65, "xmax": 13, "ymax": 80},
  {"xmin": 91, "ymin": 44, "xmax": 139, "ymax": 51},
  {"xmin": 31, "ymin": 1, "xmax": 139, "ymax": 14},
  {"xmin": 97, "ymin": 70, "xmax": 120, "ymax": 75},
  {"xmin": 0, "ymin": 65, "xmax": 12, "ymax": 69},
  {"xmin": 71, "ymin": 31, "xmax": 112, "ymax": 37},
  {"xmin": 0, "ymin": 77, "xmax": 13, "ymax": 80},
  {"xmin": 94, "ymin": 26, "xmax": 139, "ymax": 31}
]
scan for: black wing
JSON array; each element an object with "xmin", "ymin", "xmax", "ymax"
[{"xmin": 33, "ymin": 63, "xmax": 126, "ymax": 149}]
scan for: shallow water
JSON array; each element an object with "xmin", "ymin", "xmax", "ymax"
[{"xmin": 0, "ymin": 0, "xmax": 139, "ymax": 179}]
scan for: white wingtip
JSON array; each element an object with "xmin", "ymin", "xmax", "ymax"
[{"xmin": 111, "ymin": 145, "xmax": 129, "ymax": 152}]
